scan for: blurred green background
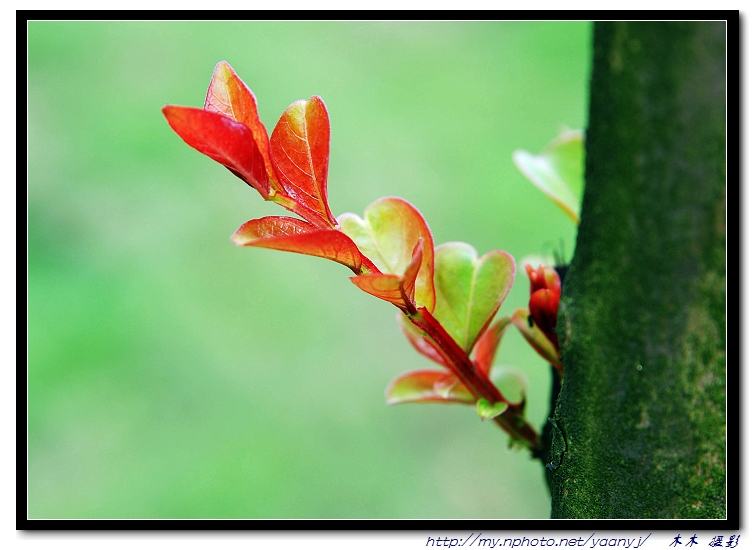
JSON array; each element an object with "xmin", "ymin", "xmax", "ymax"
[{"xmin": 28, "ymin": 21, "xmax": 590, "ymax": 519}]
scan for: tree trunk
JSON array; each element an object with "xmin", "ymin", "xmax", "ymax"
[{"xmin": 549, "ymin": 21, "xmax": 726, "ymax": 518}]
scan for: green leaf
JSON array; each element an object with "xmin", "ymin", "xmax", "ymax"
[
  {"xmin": 433, "ymin": 242, "xmax": 515, "ymax": 353},
  {"xmin": 489, "ymin": 365, "xmax": 528, "ymax": 405},
  {"xmin": 385, "ymin": 370, "xmax": 475, "ymax": 405},
  {"xmin": 512, "ymin": 129, "xmax": 584, "ymax": 224},
  {"xmin": 476, "ymin": 398, "xmax": 508, "ymax": 420},
  {"xmin": 338, "ymin": 197, "xmax": 435, "ymax": 310}
]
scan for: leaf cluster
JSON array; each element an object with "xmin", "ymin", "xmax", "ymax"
[{"xmin": 164, "ymin": 61, "xmax": 577, "ymax": 451}]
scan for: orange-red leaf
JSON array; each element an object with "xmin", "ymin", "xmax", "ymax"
[
  {"xmin": 203, "ymin": 61, "xmax": 277, "ymax": 191},
  {"xmin": 163, "ymin": 105, "xmax": 269, "ymax": 197},
  {"xmin": 397, "ymin": 313, "xmax": 448, "ymax": 367},
  {"xmin": 270, "ymin": 96, "xmax": 336, "ymax": 228},
  {"xmin": 231, "ymin": 216, "xmax": 362, "ymax": 273},
  {"xmin": 349, "ymin": 273, "xmax": 404, "ymax": 308},
  {"xmin": 385, "ymin": 370, "xmax": 475, "ymax": 405},
  {"xmin": 349, "ymin": 239, "xmax": 425, "ymax": 310},
  {"xmin": 472, "ymin": 317, "xmax": 512, "ymax": 376}
]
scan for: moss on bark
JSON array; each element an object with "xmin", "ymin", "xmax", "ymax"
[{"xmin": 549, "ymin": 21, "xmax": 726, "ymax": 518}]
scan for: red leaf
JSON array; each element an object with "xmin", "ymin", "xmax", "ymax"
[
  {"xmin": 472, "ymin": 317, "xmax": 512, "ymax": 376},
  {"xmin": 529, "ymin": 288, "xmax": 560, "ymax": 351},
  {"xmin": 163, "ymin": 105, "xmax": 269, "ymax": 197},
  {"xmin": 525, "ymin": 263, "xmax": 561, "ymax": 295},
  {"xmin": 270, "ymin": 96, "xmax": 336, "ymax": 228},
  {"xmin": 231, "ymin": 216, "xmax": 363, "ymax": 273},
  {"xmin": 203, "ymin": 61, "xmax": 277, "ymax": 191}
]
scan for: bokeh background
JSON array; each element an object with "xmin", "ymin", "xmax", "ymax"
[{"xmin": 27, "ymin": 21, "xmax": 591, "ymax": 519}]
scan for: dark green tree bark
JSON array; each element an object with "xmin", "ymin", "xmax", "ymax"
[{"xmin": 549, "ymin": 22, "xmax": 726, "ymax": 518}]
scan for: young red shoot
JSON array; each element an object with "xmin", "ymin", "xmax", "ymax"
[{"xmin": 164, "ymin": 61, "xmax": 544, "ymax": 453}]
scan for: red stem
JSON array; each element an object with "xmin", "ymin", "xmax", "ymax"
[{"xmin": 408, "ymin": 307, "xmax": 541, "ymax": 451}]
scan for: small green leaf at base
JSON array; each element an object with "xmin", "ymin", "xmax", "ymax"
[
  {"xmin": 476, "ymin": 398, "xmax": 508, "ymax": 420},
  {"xmin": 507, "ymin": 437, "xmax": 531, "ymax": 451},
  {"xmin": 489, "ymin": 365, "xmax": 529, "ymax": 406}
]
